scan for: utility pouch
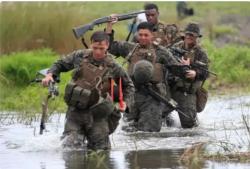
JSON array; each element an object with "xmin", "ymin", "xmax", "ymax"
[
  {"xmin": 64, "ymin": 82, "xmax": 91, "ymax": 109},
  {"xmin": 196, "ymin": 87, "xmax": 208, "ymax": 113},
  {"xmin": 64, "ymin": 82, "xmax": 77, "ymax": 104}
]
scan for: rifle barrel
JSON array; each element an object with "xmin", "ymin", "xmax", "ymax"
[
  {"xmin": 140, "ymin": 86, "xmax": 191, "ymax": 119},
  {"xmin": 169, "ymin": 47, "xmax": 217, "ymax": 76},
  {"xmin": 73, "ymin": 24, "xmax": 93, "ymax": 39},
  {"xmin": 72, "ymin": 10, "xmax": 146, "ymax": 39}
]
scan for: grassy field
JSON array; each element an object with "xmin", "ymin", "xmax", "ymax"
[
  {"xmin": 0, "ymin": 49, "xmax": 70, "ymax": 113},
  {"xmin": 1, "ymin": 2, "xmax": 250, "ymax": 54},
  {"xmin": 0, "ymin": 2, "xmax": 250, "ymax": 113}
]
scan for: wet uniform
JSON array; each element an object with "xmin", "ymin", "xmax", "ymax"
[
  {"xmin": 108, "ymin": 30, "xmax": 178, "ymax": 132},
  {"xmin": 48, "ymin": 49, "xmax": 134, "ymax": 150},
  {"xmin": 169, "ymin": 41, "xmax": 209, "ymax": 128}
]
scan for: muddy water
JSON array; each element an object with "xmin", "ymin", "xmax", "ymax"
[{"xmin": 0, "ymin": 95, "xmax": 250, "ymax": 169}]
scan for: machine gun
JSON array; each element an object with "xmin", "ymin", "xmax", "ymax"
[
  {"xmin": 140, "ymin": 84, "xmax": 191, "ymax": 119},
  {"xmin": 32, "ymin": 68, "xmax": 59, "ymax": 135},
  {"xmin": 72, "ymin": 10, "xmax": 146, "ymax": 39},
  {"xmin": 169, "ymin": 47, "xmax": 217, "ymax": 76}
]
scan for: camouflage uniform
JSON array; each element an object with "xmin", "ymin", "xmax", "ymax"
[
  {"xmin": 169, "ymin": 39, "xmax": 209, "ymax": 128},
  {"xmin": 108, "ymin": 31, "xmax": 178, "ymax": 132},
  {"xmin": 48, "ymin": 49, "xmax": 134, "ymax": 150},
  {"xmin": 164, "ymin": 24, "xmax": 184, "ymax": 48},
  {"xmin": 133, "ymin": 22, "xmax": 182, "ymax": 48},
  {"xmin": 152, "ymin": 22, "xmax": 183, "ymax": 127}
]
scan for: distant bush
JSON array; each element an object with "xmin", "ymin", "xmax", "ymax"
[{"xmin": 202, "ymin": 39, "xmax": 250, "ymax": 87}]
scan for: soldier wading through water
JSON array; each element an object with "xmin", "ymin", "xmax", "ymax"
[
  {"xmin": 168, "ymin": 23, "xmax": 209, "ymax": 128},
  {"xmin": 106, "ymin": 18, "xmax": 182, "ymax": 132},
  {"xmin": 42, "ymin": 31, "xmax": 135, "ymax": 150}
]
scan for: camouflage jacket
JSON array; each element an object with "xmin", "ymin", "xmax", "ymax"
[
  {"xmin": 171, "ymin": 41, "xmax": 209, "ymax": 82},
  {"xmin": 48, "ymin": 49, "xmax": 135, "ymax": 105},
  {"xmin": 108, "ymin": 30, "xmax": 180, "ymax": 97},
  {"xmin": 108, "ymin": 30, "xmax": 179, "ymax": 67}
]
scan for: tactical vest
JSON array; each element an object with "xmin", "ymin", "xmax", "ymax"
[
  {"xmin": 64, "ymin": 51, "xmax": 113, "ymax": 109},
  {"xmin": 128, "ymin": 45, "xmax": 164, "ymax": 83},
  {"xmin": 171, "ymin": 42, "xmax": 202, "ymax": 93},
  {"xmin": 74, "ymin": 57, "xmax": 112, "ymax": 94}
]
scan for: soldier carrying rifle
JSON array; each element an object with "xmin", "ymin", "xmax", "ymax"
[
  {"xmin": 106, "ymin": 17, "xmax": 184, "ymax": 132},
  {"xmin": 167, "ymin": 23, "xmax": 209, "ymax": 128},
  {"xmin": 42, "ymin": 31, "xmax": 134, "ymax": 150}
]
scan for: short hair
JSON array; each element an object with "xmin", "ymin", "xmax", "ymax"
[
  {"xmin": 137, "ymin": 22, "xmax": 154, "ymax": 32},
  {"xmin": 90, "ymin": 31, "xmax": 109, "ymax": 42},
  {"xmin": 144, "ymin": 3, "xmax": 159, "ymax": 12}
]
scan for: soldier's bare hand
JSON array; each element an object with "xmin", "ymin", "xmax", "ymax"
[
  {"xmin": 108, "ymin": 14, "xmax": 118, "ymax": 24},
  {"xmin": 185, "ymin": 70, "xmax": 196, "ymax": 80},
  {"xmin": 42, "ymin": 73, "xmax": 54, "ymax": 87},
  {"xmin": 106, "ymin": 14, "xmax": 118, "ymax": 34},
  {"xmin": 181, "ymin": 57, "xmax": 190, "ymax": 65}
]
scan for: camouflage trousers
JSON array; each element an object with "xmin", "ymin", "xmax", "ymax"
[
  {"xmin": 127, "ymin": 90, "xmax": 163, "ymax": 132},
  {"xmin": 171, "ymin": 90, "xmax": 198, "ymax": 128},
  {"xmin": 62, "ymin": 106, "xmax": 121, "ymax": 150}
]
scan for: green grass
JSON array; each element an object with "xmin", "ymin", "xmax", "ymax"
[
  {"xmin": 202, "ymin": 39, "xmax": 250, "ymax": 88},
  {"xmin": 0, "ymin": 48, "xmax": 58, "ymax": 86},
  {"xmin": 0, "ymin": 48, "xmax": 70, "ymax": 113},
  {"xmin": 1, "ymin": 2, "xmax": 250, "ymax": 54}
]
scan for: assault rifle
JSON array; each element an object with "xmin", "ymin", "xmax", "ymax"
[
  {"xmin": 72, "ymin": 10, "xmax": 146, "ymax": 39},
  {"xmin": 140, "ymin": 84, "xmax": 191, "ymax": 119},
  {"xmin": 169, "ymin": 47, "xmax": 217, "ymax": 76},
  {"xmin": 32, "ymin": 68, "xmax": 59, "ymax": 135}
]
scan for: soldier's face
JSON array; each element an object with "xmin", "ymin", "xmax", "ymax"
[
  {"xmin": 145, "ymin": 9, "xmax": 159, "ymax": 25},
  {"xmin": 90, "ymin": 40, "xmax": 109, "ymax": 60},
  {"xmin": 184, "ymin": 33, "xmax": 197, "ymax": 46},
  {"xmin": 137, "ymin": 29, "xmax": 153, "ymax": 46}
]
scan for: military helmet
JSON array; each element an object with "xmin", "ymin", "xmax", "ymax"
[
  {"xmin": 132, "ymin": 60, "xmax": 154, "ymax": 85},
  {"xmin": 184, "ymin": 22, "xmax": 202, "ymax": 37}
]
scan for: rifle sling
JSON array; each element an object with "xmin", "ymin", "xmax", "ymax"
[{"xmin": 81, "ymin": 37, "xmax": 89, "ymax": 49}]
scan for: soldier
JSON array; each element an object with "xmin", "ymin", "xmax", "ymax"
[
  {"xmin": 168, "ymin": 23, "xmax": 209, "ymax": 128},
  {"xmin": 106, "ymin": 20, "xmax": 179, "ymax": 132},
  {"xmin": 42, "ymin": 31, "xmax": 135, "ymax": 150},
  {"xmin": 133, "ymin": 3, "xmax": 182, "ymax": 48},
  {"xmin": 176, "ymin": 1, "xmax": 194, "ymax": 20},
  {"xmin": 141, "ymin": 3, "xmax": 183, "ymax": 126}
]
